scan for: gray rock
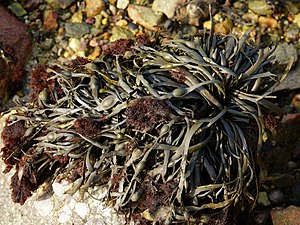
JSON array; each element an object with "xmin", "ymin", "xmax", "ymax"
[
  {"xmin": 275, "ymin": 60, "xmax": 300, "ymax": 91},
  {"xmin": 152, "ymin": 0, "xmax": 184, "ymax": 19},
  {"xmin": 65, "ymin": 22, "xmax": 90, "ymax": 38},
  {"xmin": 254, "ymin": 210, "xmax": 270, "ymax": 225},
  {"xmin": 271, "ymin": 42, "xmax": 298, "ymax": 66},
  {"xmin": 269, "ymin": 190, "xmax": 285, "ymax": 205}
]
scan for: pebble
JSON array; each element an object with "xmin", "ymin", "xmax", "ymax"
[
  {"xmin": 8, "ymin": 2, "xmax": 27, "ymax": 17},
  {"xmin": 110, "ymin": 25, "xmax": 134, "ymax": 42},
  {"xmin": 70, "ymin": 11, "xmax": 83, "ymax": 23},
  {"xmin": 33, "ymin": 198, "xmax": 54, "ymax": 216},
  {"xmin": 127, "ymin": 4, "xmax": 164, "ymax": 31},
  {"xmin": 116, "ymin": 0, "xmax": 129, "ymax": 10},
  {"xmin": 294, "ymin": 13, "xmax": 300, "ymax": 28},
  {"xmin": 58, "ymin": 205, "xmax": 73, "ymax": 224},
  {"xmin": 86, "ymin": 0, "xmax": 106, "ymax": 18},
  {"xmin": 269, "ymin": 190, "xmax": 285, "ymax": 206},
  {"xmin": 152, "ymin": 0, "xmax": 184, "ymax": 19},
  {"xmin": 248, "ymin": 0, "xmax": 273, "ymax": 16},
  {"xmin": 43, "ymin": 9, "xmax": 58, "ymax": 30},
  {"xmin": 271, "ymin": 206, "xmax": 300, "ymax": 225},
  {"xmin": 116, "ymin": 19, "xmax": 128, "ymax": 27},
  {"xmin": 258, "ymin": 16, "xmax": 278, "ymax": 29},
  {"xmin": 52, "ymin": 180, "xmax": 72, "ymax": 198},
  {"xmin": 254, "ymin": 210, "xmax": 270, "ymax": 225},
  {"xmin": 214, "ymin": 19, "xmax": 233, "ymax": 35},
  {"xmin": 285, "ymin": 24, "xmax": 299, "ymax": 42},
  {"xmin": 85, "ymin": 218, "xmax": 105, "ymax": 225},
  {"xmin": 54, "ymin": 0, "xmax": 75, "ymax": 9},
  {"xmin": 258, "ymin": 192, "xmax": 271, "ymax": 206},
  {"xmin": 75, "ymin": 202, "xmax": 90, "ymax": 219},
  {"xmin": 65, "ymin": 22, "xmax": 90, "ymax": 38}
]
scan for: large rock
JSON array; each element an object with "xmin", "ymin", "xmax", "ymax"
[
  {"xmin": 271, "ymin": 206, "xmax": 300, "ymax": 225},
  {"xmin": 0, "ymin": 5, "xmax": 32, "ymax": 107},
  {"xmin": 127, "ymin": 4, "xmax": 164, "ymax": 31},
  {"xmin": 152, "ymin": 0, "xmax": 185, "ymax": 19}
]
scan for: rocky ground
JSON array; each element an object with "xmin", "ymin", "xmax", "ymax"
[{"xmin": 0, "ymin": 0, "xmax": 300, "ymax": 225}]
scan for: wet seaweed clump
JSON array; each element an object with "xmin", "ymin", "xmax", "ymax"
[{"xmin": 0, "ymin": 31, "xmax": 289, "ymax": 223}]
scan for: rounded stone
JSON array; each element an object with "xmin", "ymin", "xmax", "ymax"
[{"xmin": 269, "ymin": 190, "xmax": 285, "ymax": 205}]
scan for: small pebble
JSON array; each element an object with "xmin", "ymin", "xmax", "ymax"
[
  {"xmin": 268, "ymin": 190, "xmax": 285, "ymax": 205},
  {"xmin": 254, "ymin": 210, "xmax": 270, "ymax": 225},
  {"xmin": 75, "ymin": 202, "xmax": 90, "ymax": 219}
]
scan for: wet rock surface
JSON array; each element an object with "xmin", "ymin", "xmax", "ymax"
[
  {"xmin": 271, "ymin": 206, "xmax": 300, "ymax": 225},
  {"xmin": 0, "ymin": 5, "xmax": 32, "ymax": 107}
]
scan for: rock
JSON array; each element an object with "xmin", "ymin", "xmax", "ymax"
[
  {"xmin": 58, "ymin": 205, "xmax": 73, "ymax": 224},
  {"xmin": 74, "ymin": 202, "xmax": 90, "ymax": 219},
  {"xmin": 33, "ymin": 198, "xmax": 54, "ymax": 216},
  {"xmin": 152, "ymin": 0, "xmax": 184, "ymax": 19},
  {"xmin": 248, "ymin": 0, "xmax": 273, "ymax": 16},
  {"xmin": 8, "ymin": 3, "xmax": 27, "ymax": 17},
  {"xmin": 70, "ymin": 11, "xmax": 83, "ymax": 23},
  {"xmin": 110, "ymin": 26, "xmax": 134, "ymax": 42},
  {"xmin": 116, "ymin": 0, "xmax": 129, "ymax": 10},
  {"xmin": 0, "ymin": 6, "xmax": 32, "ymax": 107},
  {"xmin": 174, "ymin": 0, "xmax": 216, "ymax": 26},
  {"xmin": 271, "ymin": 42, "xmax": 298, "ymax": 66},
  {"xmin": 271, "ymin": 206, "xmax": 300, "ymax": 225},
  {"xmin": 68, "ymin": 38, "xmax": 86, "ymax": 57},
  {"xmin": 43, "ymin": 9, "xmax": 58, "ymax": 30},
  {"xmin": 258, "ymin": 16, "xmax": 278, "ymax": 29},
  {"xmin": 254, "ymin": 210, "xmax": 270, "ymax": 225},
  {"xmin": 269, "ymin": 190, "xmax": 285, "ymax": 206},
  {"xmin": 127, "ymin": 4, "xmax": 164, "ymax": 31},
  {"xmin": 258, "ymin": 192, "xmax": 271, "ymax": 206},
  {"xmin": 214, "ymin": 19, "xmax": 233, "ymax": 35},
  {"xmin": 291, "ymin": 182, "xmax": 300, "ymax": 204},
  {"xmin": 294, "ymin": 13, "xmax": 300, "ymax": 28},
  {"xmin": 272, "ymin": 174, "xmax": 296, "ymax": 188},
  {"xmin": 65, "ymin": 22, "xmax": 90, "ymax": 38},
  {"xmin": 285, "ymin": 24, "xmax": 299, "ymax": 42},
  {"xmin": 86, "ymin": 0, "xmax": 105, "ymax": 18},
  {"xmin": 54, "ymin": 0, "xmax": 75, "ymax": 9},
  {"xmin": 275, "ymin": 60, "xmax": 300, "ymax": 91}
]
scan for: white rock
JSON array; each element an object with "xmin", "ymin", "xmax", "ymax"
[
  {"xmin": 85, "ymin": 218, "xmax": 105, "ymax": 225},
  {"xmin": 58, "ymin": 205, "xmax": 73, "ymax": 224},
  {"xmin": 75, "ymin": 202, "xmax": 90, "ymax": 219},
  {"xmin": 52, "ymin": 180, "xmax": 72, "ymax": 198},
  {"xmin": 68, "ymin": 198, "xmax": 77, "ymax": 210},
  {"xmin": 33, "ymin": 198, "xmax": 54, "ymax": 216}
]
